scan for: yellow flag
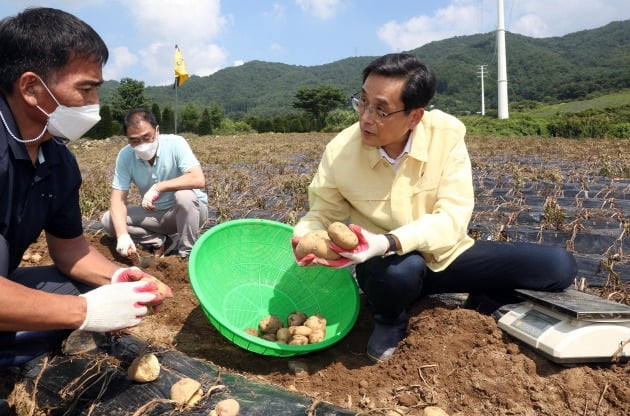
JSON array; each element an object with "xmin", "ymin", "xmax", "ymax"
[{"xmin": 174, "ymin": 45, "xmax": 189, "ymax": 87}]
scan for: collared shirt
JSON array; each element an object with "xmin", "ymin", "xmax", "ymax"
[
  {"xmin": 294, "ymin": 109, "xmax": 475, "ymax": 272},
  {"xmin": 0, "ymin": 95, "xmax": 83, "ymax": 274},
  {"xmin": 112, "ymin": 134, "xmax": 208, "ymax": 211},
  {"xmin": 378, "ymin": 134, "xmax": 412, "ymax": 172}
]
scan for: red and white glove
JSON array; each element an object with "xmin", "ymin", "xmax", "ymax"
[
  {"xmin": 116, "ymin": 233, "xmax": 136, "ymax": 257},
  {"xmin": 78, "ymin": 281, "xmax": 159, "ymax": 332},
  {"xmin": 291, "ymin": 236, "xmax": 353, "ymax": 269},
  {"xmin": 111, "ymin": 266, "xmax": 144, "ymax": 283},
  {"xmin": 111, "ymin": 267, "xmax": 173, "ymax": 312},
  {"xmin": 141, "ymin": 184, "xmax": 160, "ymax": 210},
  {"xmin": 331, "ymin": 224, "xmax": 389, "ymax": 265}
]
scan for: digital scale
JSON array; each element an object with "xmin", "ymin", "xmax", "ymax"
[{"xmin": 497, "ymin": 289, "xmax": 630, "ymax": 364}]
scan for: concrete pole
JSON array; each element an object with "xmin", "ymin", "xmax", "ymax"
[
  {"xmin": 497, "ymin": 0, "xmax": 509, "ymax": 119},
  {"xmin": 478, "ymin": 65, "xmax": 487, "ymax": 116}
]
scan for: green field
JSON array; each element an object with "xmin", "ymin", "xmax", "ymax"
[{"xmin": 528, "ymin": 88, "xmax": 630, "ymax": 116}]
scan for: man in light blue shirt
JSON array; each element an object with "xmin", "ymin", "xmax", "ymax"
[{"xmin": 101, "ymin": 109, "xmax": 208, "ymax": 258}]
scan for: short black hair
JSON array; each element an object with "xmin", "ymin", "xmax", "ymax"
[
  {"xmin": 0, "ymin": 7, "xmax": 108, "ymax": 94},
  {"xmin": 123, "ymin": 109, "xmax": 158, "ymax": 134},
  {"xmin": 362, "ymin": 53, "xmax": 436, "ymax": 110}
]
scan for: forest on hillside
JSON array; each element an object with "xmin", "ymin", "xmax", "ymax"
[{"xmin": 98, "ymin": 20, "xmax": 630, "ymax": 118}]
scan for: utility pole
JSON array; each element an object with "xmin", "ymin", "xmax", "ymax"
[
  {"xmin": 497, "ymin": 0, "xmax": 509, "ymax": 119},
  {"xmin": 477, "ymin": 65, "xmax": 488, "ymax": 116}
]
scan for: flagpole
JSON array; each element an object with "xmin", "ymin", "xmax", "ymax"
[
  {"xmin": 173, "ymin": 44, "xmax": 188, "ymax": 134},
  {"xmin": 174, "ymin": 80, "xmax": 178, "ymax": 134}
]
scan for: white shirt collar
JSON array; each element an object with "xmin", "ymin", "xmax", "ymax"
[{"xmin": 379, "ymin": 135, "xmax": 412, "ymax": 171}]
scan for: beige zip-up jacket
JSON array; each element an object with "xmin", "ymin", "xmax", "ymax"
[{"xmin": 293, "ymin": 109, "xmax": 475, "ymax": 272}]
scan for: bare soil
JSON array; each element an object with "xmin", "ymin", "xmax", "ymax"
[
  {"xmin": 3, "ymin": 133, "xmax": 629, "ymax": 415},
  {"xmin": 11, "ymin": 232, "xmax": 630, "ymax": 416}
]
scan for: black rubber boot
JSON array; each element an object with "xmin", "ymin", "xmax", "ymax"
[
  {"xmin": 366, "ymin": 312, "xmax": 409, "ymax": 362},
  {"xmin": 463, "ymin": 292, "xmax": 505, "ymax": 315}
]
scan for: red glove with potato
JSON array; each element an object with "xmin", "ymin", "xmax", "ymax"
[
  {"xmin": 329, "ymin": 224, "xmax": 389, "ymax": 264},
  {"xmin": 292, "ymin": 223, "xmax": 388, "ymax": 268},
  {"xmin": 291, "ymin": 236, "xmax": 352, "ymax": 268},
  {"xmin": 111, "ymin": 266, "xmax": 173, "ymax": 313}
]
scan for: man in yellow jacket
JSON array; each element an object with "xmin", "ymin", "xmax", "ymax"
[{"xmin": 292, "ymin": 53, "xmax": 576, "ymax": 362}]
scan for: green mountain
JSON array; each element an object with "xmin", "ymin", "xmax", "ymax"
[{"xmin": 100, "ymin": 20, "xmax": 630, "ymax": 118}]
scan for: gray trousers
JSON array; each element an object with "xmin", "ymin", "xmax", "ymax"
[
  {"xmin": 101, "ymin": 190, "xmax": 208, "ymax": 257},
  {"xmin": 0, "ymin": 234, "xmax": 92, "ymax": 367}
]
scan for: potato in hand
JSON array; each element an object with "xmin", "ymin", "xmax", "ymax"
[
  {"xmin": 295, "ymin": 230, "xmax": 340, "ymax": 260},
  {"xmin": 327, "ymin": 222, "xmax": 359, "ymax": 250}
]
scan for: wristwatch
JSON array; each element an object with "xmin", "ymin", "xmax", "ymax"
[{"xmin": 383, "ymin": 234, "xmax": 397, "ymax": 257}]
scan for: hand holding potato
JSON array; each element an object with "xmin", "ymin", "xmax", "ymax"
[
  {"xmin": 110, "ymin": 267, "xmax": 173, "ymax": 313},
  {"xmin": 295, "ymin": 230, "xmax": 340, "ymax": 260},
  {"xmin": 331, "ymin": 224, "xmax": 390, "ymax": 265},
  {"xmin": 292, "ymin": 227, "xmax": 354, "ymax": 268}
]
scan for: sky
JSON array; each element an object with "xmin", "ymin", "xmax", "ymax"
[{"xmin": 1, "ymin": 0, "xmax": 629, "ymax": 86}]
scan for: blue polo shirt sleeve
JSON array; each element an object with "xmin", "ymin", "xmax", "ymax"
[
  {"xmin": 112, "ymin": 146, "xmax": 134, "ymax": 191},
  {"xmin": 172, "ymin": 136, "xmax": 201, "ymax": 172}
]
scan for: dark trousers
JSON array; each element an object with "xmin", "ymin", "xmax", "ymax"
[
  {"xmin": 355, "ymin": 240, "xmax": 577, "ymax": 320},
  {"xmin": 0, "ymin": 235, "xmax": 92, "ymax": 367}
]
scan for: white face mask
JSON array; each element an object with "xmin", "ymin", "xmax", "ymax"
[
  {"xmin": 133, "ymin": 137, "xmax": 159, "ymax": 160},
  {"xmin": 35, "ymin": 77, "xmax": 101, "ymax": 141}
]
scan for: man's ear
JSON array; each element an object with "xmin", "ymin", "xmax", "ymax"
[
  {"xmin": 407, "ymin": 107, "xmax": 425, "ymax": 130},
  {"xmin": 17, "ymin": 72, "xmax": 42, "ymax": 107}
]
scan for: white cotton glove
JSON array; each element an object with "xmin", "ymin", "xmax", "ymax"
[
  {"xmin": 335, "ymin": 225, "xmax": 389, "ymax": 265},
  {"xmin": 141, "ymin": 184, "xmax": 160, "ymax": 210},
  {"xmin": 116, "ymin": 233, "xmax": 136, "ymax": 257},
  {"xmin": 78, "ymin": 281, "xmax": 158, "ymax": 332}
]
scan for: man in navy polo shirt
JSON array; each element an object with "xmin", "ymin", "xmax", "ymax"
[{"xmin": 0, "ymin": 7, "xmax": 172, "ymax": 368}]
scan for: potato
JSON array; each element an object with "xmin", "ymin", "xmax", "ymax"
[
  {"xmin": 289, "ymin": 325, "xmax": 313, "ymax": 336},
  {"xmin": 308, "ymin": 329, "xmax": 326, "ymax": 344},
  {"xmin": 287, "ymin": 311, "xmax": 307, "ymax": 327},
  {"xmin": 276, "ymin": 327, "xmax": 291, "ymax": 343},
  {"xmin": 423, "ymin": 406, "xmax": 450, "ymax": 416},
  {"xmin": 170, "ymin": 378, "xmax": 203, "ymax": 407},
  {"xmin": 210, "ymin": 398, "xmax": 240, "ymax": 416},
  {"xmin": 128, "ymin": 353, "xmax": 160, "ymax": 382},
  {"xmin": 258, "ymin": 315, "xmax": 282, "ymax": 334},
  {"xmin": 261, "ymin": 333, "xmax": 277, "ymax": 342},
  {"xmin": 244, "ymin": 328, "xmax": 259, "ymax": 337},
  {"xmin": 288, "ymin": 334, "xmax": 309, "ymax": 345},
  {"xmin": 310, "ymin": 229, "xmax": 329, "ymax": 239},
  {"xmin": 295, "ymin": 231, "xmax": 340, "ymax": 260},
  {"xmin": 327, "ymin": 222, "xmax": 359, "ymax": 250},
  {"xmin": 140, "ymin": 276, "xmax": 173, "ymax": 299},
  {"xmin": 304, "ymin": 314, "xmax": 327, "ymax": 331}
]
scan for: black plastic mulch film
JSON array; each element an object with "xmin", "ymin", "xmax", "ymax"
[{"xmin": 19, "ymin": 335, "xmax": 356, "ymax": 416}]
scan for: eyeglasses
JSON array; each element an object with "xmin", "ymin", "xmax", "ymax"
[
  {"xmin": 128, "ymin": 127, "xmax": 158, "ymax": 147},
  {"xmin": 350, "ymin": 93, "xmax": 406, "ymax": 123}
]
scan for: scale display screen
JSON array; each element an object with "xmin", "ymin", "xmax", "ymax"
[{"xmin": 511, "ymin": 309, "xmax": 561, "ymax": 338}]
